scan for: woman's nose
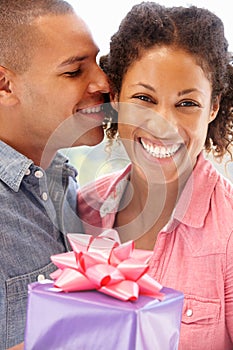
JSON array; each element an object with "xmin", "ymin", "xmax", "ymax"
[{"xmin": 147, "ymin": 107, "xmax": 180, "ymax": 140}]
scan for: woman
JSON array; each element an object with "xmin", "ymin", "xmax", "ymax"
[{"xmin": 77, "ymin": 2, "xmax": 233, "ymax": 349}]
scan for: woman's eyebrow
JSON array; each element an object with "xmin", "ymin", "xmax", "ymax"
[
  {"xmin": 130, "ymin": 82, "xmax": 156, "ymax": 92},
  {"xmin": 178, "ymin": 88, "xmax": 199, "ymax": 96}
]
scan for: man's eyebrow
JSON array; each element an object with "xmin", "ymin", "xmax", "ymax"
[{"xmin": 58, "ymin": 55, "xmax": 88, "ymax": 68}]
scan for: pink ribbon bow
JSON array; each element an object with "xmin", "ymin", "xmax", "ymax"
[{"xmin": 50, "ymin": 230, "xmax": 164, "ymax": 301}]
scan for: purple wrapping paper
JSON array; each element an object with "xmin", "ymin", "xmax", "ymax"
[{"xmin": 24, "ymin": 281, "xmax": 183, "ymax": 350}]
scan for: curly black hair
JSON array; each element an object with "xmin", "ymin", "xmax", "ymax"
[{"xmin": 101, "ymin": 2, "xmax": 233, "ymax": 159}]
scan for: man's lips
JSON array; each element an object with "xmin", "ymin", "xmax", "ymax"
[
  {"xmin": 78, "ymin": 104, "xmax": 102, "ymax": 114},
  {"xmin": 74, "ymin": 104, "xmax": 107, "ymax": 123}
]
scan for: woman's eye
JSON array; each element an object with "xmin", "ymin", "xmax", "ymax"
[
  {"xmin": 64, "ymin": 69, "xmax": 82, "ymax": 78},
  {"xmin": 133, "ymin": 95, "xmax": 153, "ymax": 103},
  {"xmin": 177, "ymin": 100, "xmax": 199, "ymax": 107}
]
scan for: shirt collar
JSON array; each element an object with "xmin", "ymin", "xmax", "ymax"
[
  {"xmin": 99, "ymin": 152, "xmax": 218, "ymax": 230},
  {"xmin": 0, "ymin": 141, "xmax": 33, "ymax": 192},
  {"xmin": 173, "ymin": 152, "xmax": 218, "ymax": 228},
  {"xmin": 99, "ymin": 164, "xmax": 131, "ymax": 218},
  {"xmin": 0, "ymin": 141, "xmax": 73, "ymax": 192}
]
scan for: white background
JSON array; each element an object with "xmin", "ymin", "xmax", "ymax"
[{"xmin": 67, "ymin": 0, "xmax": 233, "ymax": 56}]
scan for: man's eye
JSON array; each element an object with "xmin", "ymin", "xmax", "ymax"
[{"xmin": 64, "ymin": 69, "xmax": 82, "ymax": 77}]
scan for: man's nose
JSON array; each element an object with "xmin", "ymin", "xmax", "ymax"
[{"xmin": 87, "ymin": 65, "xmax": 110, "ymax": 94}]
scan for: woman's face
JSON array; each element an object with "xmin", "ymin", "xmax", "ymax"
[{"xmin": 116, "ymin": 46, "xmax": 219, "ymax": 184}]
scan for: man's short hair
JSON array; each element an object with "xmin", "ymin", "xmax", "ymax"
[{"xmin": 0, "ymin": 0, "xmax": 74, "ymax": 73}]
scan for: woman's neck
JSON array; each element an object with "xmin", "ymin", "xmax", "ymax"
[{"xmin": 114, "ymin": 172, "xmax": 180, "ymax": 249}]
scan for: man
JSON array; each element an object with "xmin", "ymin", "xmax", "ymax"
[{"xmin": 0, "ymin": 0, "xmax": 109, "ymax": 348}]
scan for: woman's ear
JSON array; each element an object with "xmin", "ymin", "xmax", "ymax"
[
  {"xmin": 209, "ymin": 95, "xmax": 221, "ymax": 123},
  {"xmin": 0, "ymin": 66, "xmax": 18, "ymax": 106},
  {"xmin": 110, "ymin": 92, "xmax": 119, "ymax": 111}
]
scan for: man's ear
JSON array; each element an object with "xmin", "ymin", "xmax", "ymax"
[
  {"xmin": 209, "ymin": 95, "xmax": 221, "ymax": 123},
  {"xmin": 0, "ymin": 66, "xmax": 18, "ymax": 106}
]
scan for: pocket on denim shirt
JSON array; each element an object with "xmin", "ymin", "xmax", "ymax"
[
  {"xmin": 180, "ymin": 294, "xmax": 221, "ymax": 350},
  {"xmin": 5, "ymin": 262, "xmax": 57, "ymax": 349}
]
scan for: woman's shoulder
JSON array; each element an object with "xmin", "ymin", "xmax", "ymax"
[
  {"xmin": 77, "ymin": 163, "xmax": 131, "ymax": 222},
  {"xmin": 78, "ymin": 163, "xmax": 131, "ymax": 199},
  {"xmin": 197, "ymin": 153, "xmax": 233, "ymax": 200}
]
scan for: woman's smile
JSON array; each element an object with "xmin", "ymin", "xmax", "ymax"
[{"xmin": 140, "ymin": 137, "xmax": 182, "ymax": 159}]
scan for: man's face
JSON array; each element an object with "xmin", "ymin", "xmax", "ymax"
[{"xmin": 11, "ymin": 13, "xmax": 109, "ymax": 160}]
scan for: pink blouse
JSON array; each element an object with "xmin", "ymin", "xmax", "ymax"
[{"xmin": 77, "ymin": 153, "xmax": 233, "ymax": 350}]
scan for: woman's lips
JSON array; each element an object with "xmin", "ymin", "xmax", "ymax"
[{"xmin": 140, "ymin": 137, "xmax": 182, "ymax": 158}]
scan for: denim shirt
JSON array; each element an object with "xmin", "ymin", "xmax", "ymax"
[{"xmin": 0, "ymin": 141, "xmax": 82, "ymax": 349}]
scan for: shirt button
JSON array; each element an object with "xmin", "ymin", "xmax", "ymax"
[
  {"xmin": 186, "ymin": 309, "xmax": 193, "ymax": 317},
  {"xmin": 41, "ymin": 192, "xmax": 48, "ymax": 201},
  {"xmin": 35, "ymin": 170, "xmax": 44, "ymax": 178},
  {"xmin": 25, "ymin": 168, "xmax": 31, "ymax": 176},
  {"xmin": 37, "ymin": 274, "xmax": 45, "ymax": 282}
]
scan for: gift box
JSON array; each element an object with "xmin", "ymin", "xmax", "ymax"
[
  {"xmin": 24, "ymin": 281, "xmax": 184, "ymax": 350},
  {"xmin": 25, "ymin": 231, "xmax": 184, "ymax": 349}
]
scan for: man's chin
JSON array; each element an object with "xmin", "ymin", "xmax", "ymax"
[{"xmin": 73, "ymin": 128, "xmax": 104, "ymax": 147}]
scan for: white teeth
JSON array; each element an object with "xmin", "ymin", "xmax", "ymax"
[
  {"xmin": 141, "ymin": 139, "xmax": 180, "ymax": 158},
  {"xmin": 81, "ymin": 105, "xmax": 101, "ymax": 114}
]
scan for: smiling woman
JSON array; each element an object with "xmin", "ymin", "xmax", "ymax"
[{"xmin": 76, "ymin": 2, "xmax": 233, "ymax": 350}]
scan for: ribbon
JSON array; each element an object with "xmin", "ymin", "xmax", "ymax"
[{"xmin": 50, "ymin": 229, "xmax": 164, "ymax": 301}]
